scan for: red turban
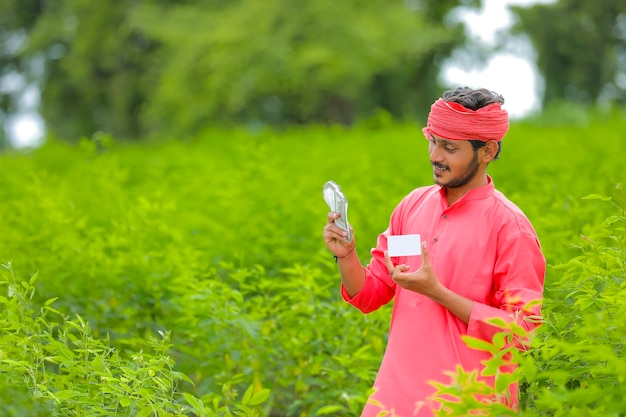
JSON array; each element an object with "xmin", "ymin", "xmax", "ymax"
[{"xmin": 422, "ymin": 98, "xmax": 510, "ymax": 142}]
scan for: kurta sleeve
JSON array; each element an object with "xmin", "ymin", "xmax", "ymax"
[
  {"xmin": 341, "ymin": 229, "xmax": 396, "ymax": 313},
  {"xmin": 341, "ymin": 196, "xmax": 413, "ymax": 313},
  {"xmin": 467, "ymin": 230, "xmax": 545, "ymax": 344}
]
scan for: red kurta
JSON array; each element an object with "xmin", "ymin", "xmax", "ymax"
[{"xmin": 342, "ymin": 177, "xmax": 545, "ymax": 417}]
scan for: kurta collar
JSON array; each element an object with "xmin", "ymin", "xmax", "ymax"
[{"xmin": 437, "ymin": 175, "xmax": 495, "ymax": 208}]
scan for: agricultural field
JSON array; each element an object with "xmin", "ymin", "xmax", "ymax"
[{"xmin": 1, "ymin": 108, "xmax": 625, "ymax": 416}]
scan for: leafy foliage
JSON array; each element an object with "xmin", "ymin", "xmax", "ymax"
[
  {"xmin": 129, "ymin": 0, "xmax": 462, "ymax": 135},
  {"xmin": 0, "ymin": 112, "xmax": 625, "ymax": 415},
  {"xmin": 0, "ymin": 262, "xmax": 270, "ymax": 416}
]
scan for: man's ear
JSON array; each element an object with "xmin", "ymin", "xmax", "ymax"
[{"xmin": 481, "ymin": 140, "xmax": 499, "ymax": 163}]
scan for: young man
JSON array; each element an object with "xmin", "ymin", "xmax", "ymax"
[{"xmin": 323, "ymin": 87, "xmax": 545, "ymax": 417}]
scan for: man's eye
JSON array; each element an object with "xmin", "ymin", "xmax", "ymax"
[{"xmin": 445, "ymin": 148, "xmax": 455, "ymax": 152}]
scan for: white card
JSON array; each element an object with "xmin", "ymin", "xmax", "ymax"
[{"xmin": 387, "ymin": 234, "xmax": 422, "ymax": 257}]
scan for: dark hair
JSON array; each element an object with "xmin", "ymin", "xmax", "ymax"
[
  {"xmin": 442, "ymin": 87, "xmax": 504, "ymax": 110},
  {"xmin": 442, "ymin": 87, "xmax": 504, "ymax": 160}
]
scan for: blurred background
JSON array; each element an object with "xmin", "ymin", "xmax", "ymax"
[{"xmin": 1, "ymin": 0, "xmax": 625, "ymax": 148}]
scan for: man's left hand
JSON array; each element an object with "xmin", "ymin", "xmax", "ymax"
[{"xmin": 384, "ymin": 242, "xmax": 443, "ymax": 298}]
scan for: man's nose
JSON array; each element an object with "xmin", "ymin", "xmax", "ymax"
[{"xmin": 429, "ymin": 146, "xmax": 443, "ymax": 162}]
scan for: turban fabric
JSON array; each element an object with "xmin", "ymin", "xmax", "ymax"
[{"xmin": 422, "ymin": 98, "xmax": 510, "ymax": 142}]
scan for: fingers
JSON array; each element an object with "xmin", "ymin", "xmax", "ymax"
[
  {"xmin": 385, "ymin": 251, "xmax": 409, "ymax": 276},
  {"xmin": 323, "ymin": 227, "xmax": 347, "ymax": 245},
  {"xmin": 324, "ymin": 212, "xmax": 351, "ymax": 246},
  {"xmin": 325, "ymin": 212, "xmax": 350, "ymax": 236}
]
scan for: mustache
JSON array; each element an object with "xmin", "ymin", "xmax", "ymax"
[{"xmin": 431, "ymin": 162, "xmax": 449, "ymax": 171}]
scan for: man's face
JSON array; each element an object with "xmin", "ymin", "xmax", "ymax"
[{"xmin": 428, "ymin": 134, "xmax": 481, "ymax": 189}]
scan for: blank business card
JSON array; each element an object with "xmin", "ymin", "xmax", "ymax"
[{"xmin": 388, "ymin": 234, "xmax": 422, "ymax": 257}]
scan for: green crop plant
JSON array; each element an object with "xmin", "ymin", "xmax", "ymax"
[{"xmin": 0, "ymin": 108, "xmax": 624, "ymax": 415}]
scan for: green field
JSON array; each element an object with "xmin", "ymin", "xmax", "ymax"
[{"xmin": 1, "ymin": 109, "xmax": 625, "ymax": 416}]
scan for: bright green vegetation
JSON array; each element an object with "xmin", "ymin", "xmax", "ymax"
[{"xmin": 1, "ymin": 110, "xmax": 625, "ymax": 416}]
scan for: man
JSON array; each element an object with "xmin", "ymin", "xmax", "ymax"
[{"xmin": 323, "ymin": 87, "xmax": 545, "ymax": 417}]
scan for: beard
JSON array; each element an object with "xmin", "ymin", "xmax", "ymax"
[{"xmin": 433, "ymin": 151, "xmax": 480, "ymax": 189}]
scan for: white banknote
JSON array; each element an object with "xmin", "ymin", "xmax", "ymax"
[{"xmin": 323, "ymin": 180, "xmax": 352, "ymax": 243}]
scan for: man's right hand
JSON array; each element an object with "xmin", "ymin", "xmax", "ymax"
[
  {"xmin": 323, "ymin": 212, "xmax": 355, "ymax": 258},
  {"xmin": 324, "ymin": 212, "xmax": 365, "ymax": 298}
]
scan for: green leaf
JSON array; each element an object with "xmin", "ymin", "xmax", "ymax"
[
  {"xmin": 136, "ymin": 407, "xmax": 153, "ymax": 417},
  {"xmin": 2, "ymin": 359, "xmax": 30, "ymax": 369},
  {"xmin": 172, "ymin": 371, "xmax": 195, "ymax": 385},
  {"xmin": 485, "ymin": 317, "xmax": 509, "ymax": 328},
  {"xmin": 462, "ymin": 336, "xmax": 497, "ymax": 354},
  {"xmin": 492, "ymin": 331, "xmax": 508, "ymax": 349},
  {"xmin": 602, "ymin": 215, "xmax": 623, "ymax": 227},
  {"xmin": 183, "ymin": 393, "xmax": 205, "ymax": 413},
  {"xmin": 494, "ymin": 371, "xmax": 519, "ymax": 394},
  {"xmin": 577, "ymin": 298, "xmax": 595, "ymax": 311},
  {"xmin": 29, "ymin": 271, "xmax": 39, "ymax": 285},
  {"xmin": 45, "ymin": 297, "xmax": 59, "ymax": 306},
  {"xmin": 582, "ymin": 193, "xmax": 612, "ymax": 201},
  {"xmin": 248, "ymin": 388, "xmax": 270, "ymax": 406},
  {"xmin": 241, "ymin": 384, "xmax": 253, "ymax": 406},
  {"xmin": 53, "ymin": 390, "xmax": 84, "ymax": 401},
  {"xmin": 316, "ymin": 405, "xmax": 345, "ymax": 415}
]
